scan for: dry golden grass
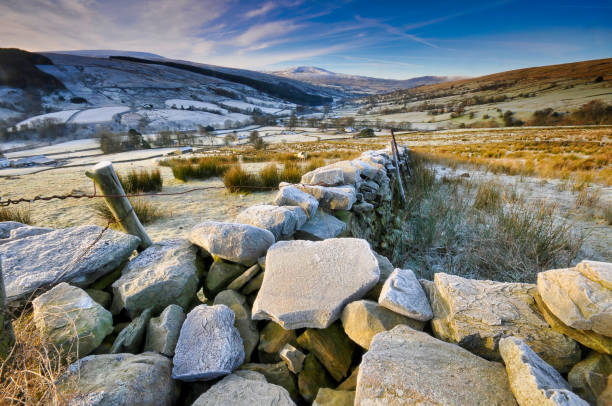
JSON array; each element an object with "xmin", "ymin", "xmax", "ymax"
[{"xmin": 0, "ymin": 207, "xmax": 32, "ymax": 224}]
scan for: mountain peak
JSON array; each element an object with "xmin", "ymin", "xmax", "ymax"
[{"xmin": 284, "ymin": 66, "xmax": 335, "ymax": 75}]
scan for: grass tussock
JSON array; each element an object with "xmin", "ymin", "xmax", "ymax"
[
  {"xmin": 222, "ymin": 161, "xmax": 316, "ymax": 193},
  {"xmin": 0, "ymin": 311, "xmax": 76, "ymax": 405},
  {"xmin": 93, "ymin": 198, "xmax": 165, "ymax": 226},
  {"xmin": 396, "ymin": 152, "xmax": 584, "ymax": 283},
  {"xmin": 0, "ymin": 207, "xmax": 32, "ymax": 224},
  {"xmin": 222, "ymin": 165, "xmax": 262, "ymax": 193},
  {"xmin": 117, "ymin": 168, "xmax": 162, "ymax": 193},
  {"xmin": 167, "ymin": 157, "xmax": 233, "ymax": 181}
]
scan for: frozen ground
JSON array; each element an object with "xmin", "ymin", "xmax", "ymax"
[
  {"xmin": 70, "ymin": 106, "xmax": 130, "ymax": 124},
  {"xmin": 164, "ymin": 99, "xmax": 229, "ymax": 114},
  {"xmin": 220, "ymin": 100, "xmax": 281, "ymax": 114},
  {"xmin": 137, "ymin": 109, "xmax": 251, "ymax": 129},
  {"xmin": 16, "ymin": 110, "xmax": 80, "ymax": 128}
]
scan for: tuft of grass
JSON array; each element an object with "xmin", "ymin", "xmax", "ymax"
[
  {"xmin": 473, "ymin": 182, "xmax": 502, "ymax": 211},
  {"xmin": 169, "ymin": 157, "xmax": 230, "ymax": 181},
  {"xmin": 603, "ymin": 205, "xmax": 612, "ymax": 226},
  {"xmin": 0, "ymin": 207, "xmax": 32, "ymax": 224},
  {"xmin": 574, "ymin": 187, "xmax": 601, "ymax": 208},
  {"xmin": 93, "ymin": 198, "xmax": 165, "ymax": 226},
  {"xmin": 280, "ymin": 162, "xmax": 303, "ymax": 184},
  {"xmin": 305, "ymin": 158, "xmax": 326, "ymax": 173},
  {"xmin": 222, "ymin": 165, "xmax": 263, "ymax": 193},
  {"xmin": 118, "ymin": 168, "xmax": 162, "ymax": 193},
  {"xmin": 260, "ymin": 164, "xmax": 281, "ymax": 188}
]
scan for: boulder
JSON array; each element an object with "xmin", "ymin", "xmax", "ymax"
[
  {"xmin": 294, "ymin": 209, "xmax": 347, "ymax": 241},
  {"xmin": 111, "ymin": 239, "xmax": 199, "ymax": 317},
  {"xmin": 236, "ymin": 205, "xmax": 307, "ymax": 240},
  {"xmin": 144, "ymin": 304, "xmax": 185, "ymax": 356},
  {"xmin": 499, "ymin": 336, "xmax": 589, "ymax": 406},
  {"xmin": 274, "ymin": 186, "xmax": 319, "ymax": 218},
  {"xmin": 172, "ymin": 304, "xmax": 244, "ymax": 381},
  {"xmin": 189, "ymin": 221, "xmax": 275, "ymax": 266},
  {"xmin": 538, "ymin": 264, "xmax": 612, "ymax": 338},
  {"xmin": 364, "ymin": 252, "xmax": 395, "ymax": 300},
  {"xmin": 206, "ymin": 260, "xmax": 246, "ymax": 296},
  {"xmin": 297, "ymin": 323, "xmax": 355, "ymax": 381},
  {"xmin": 351, "ymin": 159, "xmax": 386, "ymax": 182},
  {"xmin": 32, "ymin": 282, "xmax": 113, "ymax": 357},
  {"xmin": 191, "ymin": 370, "xmax": 295, "ymax": 406},
  {"xmin": 258, "ymin": 321, "xmax": 297, "ymax": 355},
  {"xmin": 57, "ymin": 352, "xmax": 178, "ymax": 406},
  {"xmin": 426, "ymin": 272, "xmax": 581, "ymax": 371},
  {"xmin": 111, "ymin": 308, "xmax": 151, "ymax": 354},
  {"xmin": 340, "ymin": 299, "xmax": 424, "ymax": 349},
  {"xmin": 1, "ymin": 225, "xmax": 139, "ymax": 302},
  {"xmin": 325, "ymin": 160, "xmax": 362, "ymax": 186},
  {"xmin": 214, "ymin": 290, "xmax": 259, "ymax": 362},
  {"xmin": 301, "ymin": 167, "xmax": 345, "ymax": 186},
  {"xmin": 227, "ymin": 264, "xmax": 261, "ymax": 291},
  {"xmin": 280, "ymin": 344, "xmax": 306, "ymax": 374},
  {"xmin": 240, "ymin": 362, "xmax": 299, "ymax": 401},
  {"xmin": 568, "ymin": 352, "xmax": 612, "ymax": 405},
  {"xmin": 378, "ymin": 268, "xmax": 433, "ymax": 321},
  {"xmin": 355, "ymin": 325, "xmax": 516, "ymax": 406},
  {"xmin": 294, "ymin": 184, "xmax": 357, "ymax": 211},
  {"xmin": 252, "ymin": 238, "xmax": 379, "ymax": 329},
  {"xmin": 299, "ymin": 354, "xmax": 334, "ymax": 403},
  {"xmin": 313, "ymin": 388, "xmax": 355, "ymax": 406},
  {"xmin": 534, "ymin": 292, "xmax": 612, "ymax": 355}
]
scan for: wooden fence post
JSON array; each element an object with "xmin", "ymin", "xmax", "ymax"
[
  {"xmin": 0, "ymin": 259, "xmax": 14, "ymax": 359},
  {"xmin": 390, "ymin": 130, "xmax": 407, "ymax": 205},
  {"xmin": 86, "ymin": 161, "xmax": 153, "ymax": 250}
]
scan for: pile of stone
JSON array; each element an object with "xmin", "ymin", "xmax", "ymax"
[{"xmin": 1, "ymin": 145, "xmax": 611, "ymax": 406}]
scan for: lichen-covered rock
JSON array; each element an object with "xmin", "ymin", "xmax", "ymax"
[
  {"xmin": 568, "ymin": 352, "xmax": 612, "ymax": 405},
  {"xmin": 280, "ymin": 344, "xmax": 306, "ymax": 374},
  {"xmin": 240, "ymin": 362, "xmax": 299, "ymax": 401},
  {"xmin": 538, "ymin": 263, "xmax": 612, "ymax": 338},
  {"xmin": 32, "ymin": 282, "xmax": 113, "ymax": 357},
  {"xmin": 253, "ymin": 238, "xmax": 379, "ymax": 329},
  {"xmin": 378, "ymin": 268, "xmax": 433, "ymax": 321},
  {"xmin": 427, "ymin": 272, "xmax": 581, "ymax": 371},
  {"xmin": 274, "ymin": 185, "xmax": 319, "ymax": 218},
  {"xmin": 297, "ymin": 323, "xmax": 355, "ymax": 382},
  {"xmin": 144, "ymin": 304, "xmax": 185, "ymax": 356},
  {"xmin": 340, "ymin": 299, "xmax": 424, "ymax": 349},
  {"xmin": 57, "ymin": 352, "xmax": 178, "ymax": 406},
  {"xmin": 214, "ymin": 290, "xmax": 259, "ymax": 362},
  {"xmin": 355, "ymin": 325, "xmax": 517, "ymax": 406},
  {"xmin": 236, "ymin": 205, "xmax": 307, "ymax": 240},
  {"xmin": 111, "ymin": 239, "xmax": 199, "ymax": 317},
  {"xmin": 111, "ymin": 308, "xmax": 151, "ymax": 354},
  {"xmin": 258, "ymin": 321, "xmax": 297, "ymax": 355},
  {"xmin": 206, "ymin": 260, "xmax": 246, "ymax": 296},
  {"xmin": 294, "ymin": 184, "xmax": 357, "ymax": 211},
  {"xmin": 499, "ymin": 336, "xmax": 589, "ymax": 406},
  {"xmin": 1, "ymin": 225, "xmax": 139, "ymax": 302},
  {"xmin": 299, "ymin": 354, "xmax": 334, "ymax": 403},
  {"xmin": 294, "ymin": 209, "xmax": 347, "ymax": 241},
  {"xmin": 172, "ymin": 304, "xmax": 244, "ymax": 381},
  {"xmin": 191, "ymin": 371, "xmax": 295, "ymax": 406},
  {"xmin": 313, "ymin": 388, "xmax": 355, "ymax": 406},
  {"xmin": 189, "ymin": 221, "xmax": 275, "ymax": 266}
]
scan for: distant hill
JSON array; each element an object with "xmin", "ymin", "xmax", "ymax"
[
  {"xmin": 270, "ymin": 66, "xmax": 458, "ymax": 95},
  {"xmin": 0, "ymin": 48, "xmax": 65, "ymax": 90},
  {"xmin": 49, "ymin": 50, "xmax": 167, "ymax": 59}
]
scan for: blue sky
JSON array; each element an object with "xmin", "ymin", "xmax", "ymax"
[{"xmin": 1, "ymin": 0, "xmax": 611, "ymax": 79}]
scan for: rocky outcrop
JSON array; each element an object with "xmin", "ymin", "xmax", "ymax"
[
  {"xmin": 499, "ymin": 336, "xmax": 588, "ymax": 406},
  {"xmin": 355, "ymin": 325, "xmax": 517, "ymax": 405},
  {"xmin": 144, "ymin": 304, "xmax": 185, "ymax": 356},
  {"xmin": 57, "ymin": 352, "xmax": 178, "ymax": 406},
  {"xmin": 252, "ymin": 238, "xmax": 379, "ymax": 329},
  {"xmin": 426, "ymin": 272, "xmax": 581, "ymax": 371},
  {"xmin": 111, "ymin": 239, "xmax": 199, "ymax": 317},
  {"xmin": 1, "ymin": 225, "xmax": 139, "ymax": 302},
  {"xmin": 32, "ymin": 282, "xmax": 113, "ymax": 357},
  {"xmin": 378, "ymin": 268, "xmax": 433, "ymax": 321},
  {"xmin": 190, "ymin": 221, "xmax": 275, "ymax": 266},
  {"xmin": 172, "ymin": 304, "xmax": 244, "ymax": 381}
]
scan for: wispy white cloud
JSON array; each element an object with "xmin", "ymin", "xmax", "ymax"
[{"xmin": 244, "ymin": 1, "xmax": 275, "ymax": 19}]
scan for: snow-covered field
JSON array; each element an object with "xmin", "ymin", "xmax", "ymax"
[
  {"xmin": 71, "ymin": 106, "xmax": 131, "ymax": 124},
  {"xmin": 164, "ymin": 99, "xmax": 229, "ymax": 114},
  {"xmin": 16, "ymin": 110, "xmax": 80, "ymax": 128},
  {"xmin": 220, "ymin": 100, "xmax": 281, "ymax": 114},
  {"xmin": 138, "ymin": 109, "xmax": 252, "ymax": 129}
]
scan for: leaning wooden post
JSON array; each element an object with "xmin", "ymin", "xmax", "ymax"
[
  {"xmin": 86, "ymin": 161, "xmax": 152, "ymax": 250},
  {"xmin": 0, "ymin": 258, "xmax": 14, "ymax": 359},
  {"xmin": 390, "ymin": 130, "xmax": 407, "ymax": 205}
]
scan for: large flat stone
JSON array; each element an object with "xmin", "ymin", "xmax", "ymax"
[
  {"xmin": 57, "ymin": 352, "xmax": 178, "ymax": 406},
  {"xmin": 274, "ymin": 186, "xmax": 319, "ymax": 218},
  {"xmin": 538, "ymin": 264, "xmax": 612, "ymax": 338},
  {"xmin": 172, "ymin": 304, "xmax": 244, "ymax": 381},
  {"xmin": 1, "ymin": 225, "xmax": 139, "ymax": 302},
  {"xmin": 189, "ymin": 221, "xmax": 275, "ymax": 266},
  {"xmin": 236, "ymin": 205, "xmax": 306, "ymax": 240},
  {"xmin": 355, "ymin": 325, "xmax": 517, "ymax": 405},
  {"xmin": 111, "ymin": 239, "xmax": 199, "ymax": 317},
  {"xmin": 426, "ymin": 272, "xmax": 581, "ymax": 372},
  {"xmin": 294, "ymin": 209, "xmax": 346, "ymax": 241},
  {"xmin": 499, "ymin": 336, "xmax": 589, "ymax": 406},
  {"xmin": 252, "ymin": 238, "xmax": 379, "ymax": 329},
  {"xmin": 378, "ymin": 268, "xmax": 433, "ymax": 321},
  {"xmin": 294, "ymin": 184, "xmax": 357, "ymax": 211},
  {"xmin": 32, "ymin": 282, "xmax": 113, "ymax": 357},
  {"xmin": 192, "ymin": 371, "xmax": 295, "ymax": 406}
]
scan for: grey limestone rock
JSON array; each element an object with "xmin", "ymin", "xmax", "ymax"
[
  {"xmin": 144, "ymin": 304, "xmax": 185, "ymax": 356},
  {"xmin": 378, "ymin": 268, "xmax": 433, "ymax": 321}
]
